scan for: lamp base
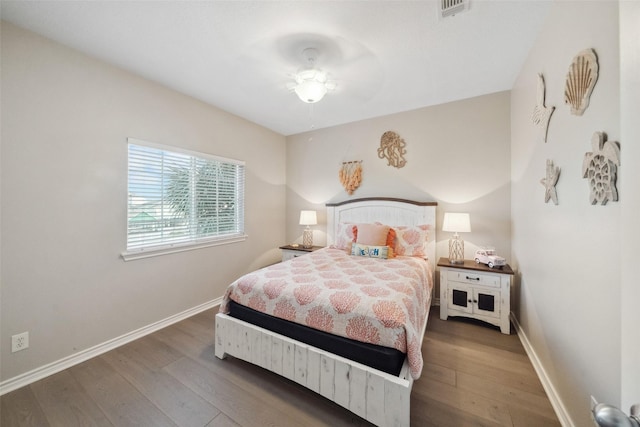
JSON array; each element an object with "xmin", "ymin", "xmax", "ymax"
[
  {"xmin": 448, "ymin": 237, "xmax": 464, "ymax": 264},
  {"xmin": 303, "ymin": 228, "xmax": 313, "ymax": 249}
]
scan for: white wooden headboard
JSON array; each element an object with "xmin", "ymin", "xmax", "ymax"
[{"xmin": 326, "ymin": 197, "xmax": 438, "ymax": 270}]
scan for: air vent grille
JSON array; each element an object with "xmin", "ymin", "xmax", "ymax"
[{"xmin": 440, "ymin": 0, "xmax": 468, "ymax": 18}]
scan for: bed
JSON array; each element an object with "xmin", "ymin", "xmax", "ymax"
[{"xmin": 215, "ymin": 198, "xmax": 437, "ymax": 426}]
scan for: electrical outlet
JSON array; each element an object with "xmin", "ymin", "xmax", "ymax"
[
  {"xmin": 591, "ymin": 395, "xmax": 598, "ymax": 410},
  {"xmin": 11, "ymin": 332, "xmax": 29, "ymax": 353}
]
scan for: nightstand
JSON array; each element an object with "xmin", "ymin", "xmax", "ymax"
[
  {"xmin": 438, "ymin": 257, "xmax": 514, "ymax": 334},
  {"xmin": 279, "ymin": 245, "xmax": 323, "ymax": 262}
]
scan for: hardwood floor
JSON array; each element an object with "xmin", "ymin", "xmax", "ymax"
[{"xmin": 1, "ymin": 308, "xmax": 561, "ymax": 427}]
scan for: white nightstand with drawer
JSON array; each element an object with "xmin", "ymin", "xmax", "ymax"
[
  {"xmin": 279, "ymin": 244, "xmax": 322, "ymax": 262},
  {"xmin": 438, "ymin": 257, "xmax": 515, "ymax": 334}
]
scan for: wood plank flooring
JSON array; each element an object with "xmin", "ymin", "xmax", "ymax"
[{"xmin": 1, "ymin": 308, "xmax": 561, "ymax": 427}]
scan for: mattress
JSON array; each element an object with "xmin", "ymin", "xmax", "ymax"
[{"xmin": 227, "ymin": 299, "xmax": 406, "ymax": 376}]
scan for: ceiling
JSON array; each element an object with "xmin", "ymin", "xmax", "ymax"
[{"xmin": 1, "ymin": 0, "xmax": 552, "ymax": 136}]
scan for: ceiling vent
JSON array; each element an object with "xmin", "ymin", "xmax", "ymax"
[{"xmin": 440, "ymin": 0, "xmax": 469, "ymax": 18}]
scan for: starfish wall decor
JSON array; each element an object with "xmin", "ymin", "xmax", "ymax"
[{"xmin": 540, "ymin": 159, "xmax": 561, "ymax": 205}]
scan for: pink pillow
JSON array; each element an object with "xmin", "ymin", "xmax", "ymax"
[
  {"xmin": 393, "ymin": 224, "xmax": 430, "ymax": 257},
  {"xmin": 374, "ymin": 222, "xmax": 397, "ymax": 248},
  {"xmin": 356, "ymin": 223, "xmax": 391, "ymax": 246},
  {"xmin": 333, "ymin": 223, "xmax": 357, "ymax": 250}
]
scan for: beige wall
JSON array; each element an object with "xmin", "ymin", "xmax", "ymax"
[
  {"xmin": 619, "ymin": 0, "xmax": 640, "ymax": 415},
  {"xmin": 511, "ymin": 1, "xmax": 624, "ymax": 425},
  {"xmin": 0, "ymin": 22, "xmax": 286, "ymax": 382},
  {"xmin": 286, "ymin": 91, "xmax": 512, "ymax": 280}
]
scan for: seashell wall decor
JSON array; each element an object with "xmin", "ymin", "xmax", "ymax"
[
  {"xmin": 582, "ymin": 132, "xmax": 620, "ymax": 205},
  {"xmin": 564, "ymin": 48, "xmax": 599, "ymax": 116},
  {"xmin": 339, "ymin": 161, "xmax": 363, "ymax": 195},
  {"xmin": 378, "ymin": 131, "xmax": 407, "ymax": 168},
  {"xmin": 531, "ymin": 73, "xmax": 555, "ymax": 143},
  {"xmin": 540, "ymin": 159, "xmax": 561, "ymax": 205}
]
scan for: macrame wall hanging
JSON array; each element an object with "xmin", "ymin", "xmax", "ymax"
[
  {"xmin": 582, "ymin": 131, "xmax": 620, "ymax": 205},
  {"xmin": 378, "ymin": 131, "xmax": 407, "ymax": 168},
  {"xmin": 532, "ymin": 73, "xmax": 555, "ymax": 143},
  {"xmin": 339, "ymin": 161, "xmax": 362, "ymax": 195},
  {"xmin": 565, "ymin": 48, "xmax": 599, "ymax": 116}
]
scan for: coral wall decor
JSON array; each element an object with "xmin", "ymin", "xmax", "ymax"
[
  {"xmin": 378, "ymin": 131, "xmax": 407, "ymax": 168},
  {"xmin": 531, "ymin": 73, "xmax": 555, "ymax": 143},
  {"xmin": 540, "ymin": 159, "xmax": 561, "ymax": 205},
  {"xmin": 564, "ymin": 49, "xmax": 599, "ymax": 116},
  {"xmin": 339, "ymin": 161, "xmax": 363, "ymax": 195},
  {"xmin": 582, "ymin": 132, "xmax": 620, "ymax": 205}
]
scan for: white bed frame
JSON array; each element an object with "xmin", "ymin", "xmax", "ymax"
[{"xmin": 215, "ymin": 198, "xmax": 437, "ymax": 426}]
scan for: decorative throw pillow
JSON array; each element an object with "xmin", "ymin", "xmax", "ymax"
[
  {"xmin": 356, "ymin": 223, "xmax": 390, "ymax": 246},
  {"xmin": 351, "ymin": 243, "xmax": 390, "ymax": 259},
  {"xmin": 369, "ymin": 222, "xmax": 396, "ymax": 258},
  {"xmin": 333, "ymin": 223, "xmax": 357, "ymax": 251},
  {"xmin": 386, "ymin": 227, "xmax": 396, "ymax": 248},
  {"xmin": 393, "ymin": 224, "xmax": 430, "ymax": 257}
]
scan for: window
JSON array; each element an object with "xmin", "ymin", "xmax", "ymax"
[{"xmin": 122, "ymin": 138, "xmax": 246, "ymax": 260}]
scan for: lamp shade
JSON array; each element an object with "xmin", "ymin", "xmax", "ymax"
[
  {"xmin": 299, "ymin": 210, "xmax": 317, "ymax": 226},
  {"xmin": 442, "ymin": 213, "xmax": 471, "ymax": 233},
  {"xmin": 294, "ymin": 79, "xmax": 328, "ymax": 103}
]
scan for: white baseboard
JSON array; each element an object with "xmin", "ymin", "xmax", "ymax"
[
  {"xmin": 510, "ymin": 312, "xmax": 574, "ymax": 427},
  {"xmin": 0, "ymin": 297, "xmax": 222, "ymax": 396}
]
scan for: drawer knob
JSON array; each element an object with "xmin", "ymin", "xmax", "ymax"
[{"xmin": 466, "ymin": 276, "xmax": 480, "ymax": 281}]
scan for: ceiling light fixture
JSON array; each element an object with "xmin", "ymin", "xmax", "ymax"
[
  {"xmin": 293, "ymin": 69, "xmax": 328, "ymax": 103},
  {"xmin": 289, "ymin": 48, "xmax": 335, "ymax": 104}
]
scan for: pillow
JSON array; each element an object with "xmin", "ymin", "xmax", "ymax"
[
  {"xmin": 386, "ymin": 227, "xmax": 396, "ymax": 248},
  {"xmin": 393, "ymin": 224, "xmax": 430, "ymax": 257},
  {"xmin": 356, "ymin": 223, "xmax": 390, "ymax": 246},
  {"xmin": 332, "ymin": 223, "xmax": 357, "ymax": 251},
  {"xmin": 368, "ymin": 222, "xmax": 396, "ymax": 257},
  {"xmin": 351, "ymin": 243, "xmax": 390, "ymax": 259},
  {"xmin": 371, "ymin": 221, "xmax": 397, "ymax": 246}
]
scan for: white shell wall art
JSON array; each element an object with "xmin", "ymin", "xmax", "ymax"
[
  {"xmin": 540, "ymin": 159, "xmax": 561, "ymax": 205},
  {"xmin": 531, "ymin": 73, "xmax": 555, "ymax": 143},
  {"xmin": 378, "ymin": 131, "xmax": 407, "ymax": 168},
  {"xmin": 582, "ymin": 132, "xmax": 620, "ymax": 205},
  {"xmin": 564, "ymin": 49, "xmax": 599, "ymax": 116}
]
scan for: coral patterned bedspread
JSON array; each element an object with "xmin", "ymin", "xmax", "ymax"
[{"xmin": 220, "ymin": 247, "xmax": 433, "ymax": 379}]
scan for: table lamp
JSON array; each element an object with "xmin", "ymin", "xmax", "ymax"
[
  {"xmin": 443, "ymin": 212, "xmax": 471, "ymax": 264},
  {"xmin": 299, "ymin": 210, "xmax": 317, "ymax": 248}
]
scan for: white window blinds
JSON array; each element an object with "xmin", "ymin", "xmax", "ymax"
[{"xmin": 124, "ymin": 138, "xmax": 245, "ymax": 258}]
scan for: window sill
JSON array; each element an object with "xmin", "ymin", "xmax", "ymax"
[{"xmin": 121, "ymin": 234, "xmax": 248, "ymax": 261}]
